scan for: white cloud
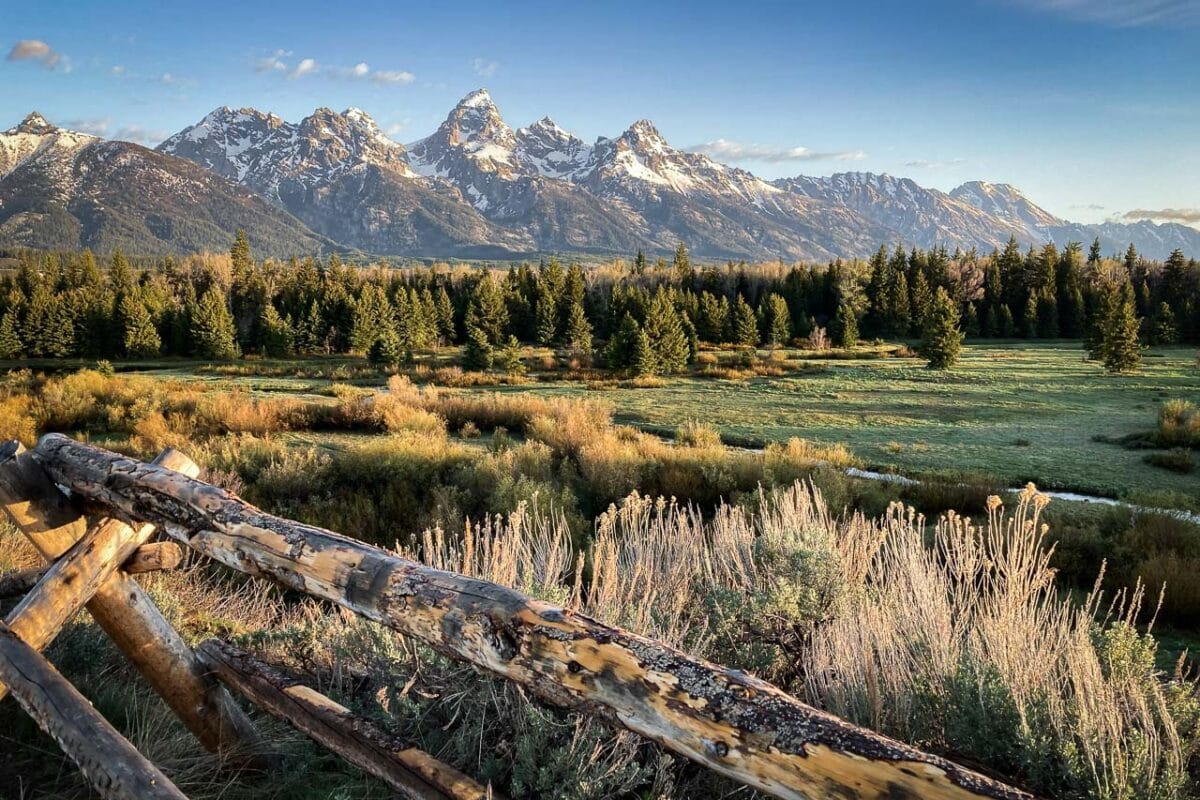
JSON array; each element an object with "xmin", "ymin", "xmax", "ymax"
[
  {"xmin": 259, "ymin": 50, "xmax": 414, "ymax": 85},
  {"xmin": 472, "ymin": 57, "xmax": 499, "ymax": 78},
  {"xmin": 6, "ymin": 39, "xmax": 69, "ymax": 71},
  {"xmin": 1123, "ymin": 208, "xmax": 1200, "ymax": 227},
  {"xmin": 372, "ymin": 69, "xmax": 415, "ymax": 85},
  {"xmin": 64, "ymin": 117, "xmax": 165, "ymax": 146},
  {"xmin": 688, "ymin": 138, "xmax": 867, "ymax": 164},
  {"xmin": 67, "ymin": 117, "xmax": 111, "ymax": 136},
  {"xmin": 905, "ymin": 158, "xmax": 968, "ymax": 169},
  {"xmin": 1003, "ymin": 0, "xmax": 1199, "ymax": 27},
  {"xmin": 289, "ymin": 58, "xmax": 318, "ymax": 79},
  {"xmin": 114, "ymin": 124, "xmax": 167, "ymax": 146},
  {"xmin": 255, "ymin": 49, "xmax": 291, "ymax": 73},
  {"xmin": 109, "ymin": 65, "xmax": 127, "ymax": 77}
]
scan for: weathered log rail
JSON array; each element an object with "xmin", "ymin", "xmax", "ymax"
[{"xmin": 0, "ymin": 431, "xmax": 1035, "ymax": 800}]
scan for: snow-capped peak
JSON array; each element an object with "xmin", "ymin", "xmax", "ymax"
[
  {"xmin": 407, "ymin": 89, "xmax": 517, "ymax": 181},
  {"xmin": 515, "ymin": 117, "xmax": 592, "ymax": 180},
  {"xmin": 157, "ymin": 105, "xmax": 413, "ymax": 196},
  {"xmin": 459, "ymin": 88, "xmax": 494, "ymax": 109},
  {"xmin": 14, "ymin": 112, "xmax": 55, "ymax": 135},
  {"xmin": 950, "ymin": 180, "xmax": 1063, "ymax": 235}
]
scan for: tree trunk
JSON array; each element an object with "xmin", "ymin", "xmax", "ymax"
[
  {"xmin": 0, "ymin": 440, "xmax": 269, "ymax": 767},
  {"xmin": 199, "ymin": 639, "xmax": 496, "ymax": 800},
  {"xmin": 0, "ymin": 623, "xmax": 189, "ymax": 800},
  {"xmin": 36, "ymin": 433, "xmax": 1033, "ymax": 800}
]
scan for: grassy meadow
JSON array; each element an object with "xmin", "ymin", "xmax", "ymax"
[
  {"xmin": 103, "ymin": 340, "xmax": 1200, "ymax": 507},
  {"xmin": 0, "ymin": 340, "xmax": 1198, "ymax": 800}
]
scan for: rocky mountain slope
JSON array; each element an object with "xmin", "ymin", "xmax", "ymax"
[
  {"xmin": 0, "ymin": 113, "xmax": 327, "ymax": 256},
  {"xmin": 4, "ymin": 93, "xmax": 1197, "ymax": 261}
]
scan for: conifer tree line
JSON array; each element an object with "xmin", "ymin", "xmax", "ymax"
[{"xmin": 0, "ymin": 233, "xmax": 1195, "ymax": 371}]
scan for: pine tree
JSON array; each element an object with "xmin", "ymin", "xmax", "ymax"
[
  {"xmin": 831, "ymin": 302, "xmax": 858, "ymax": 348},
  {"xmin": 0, "ymin": 310, "xmax": 22, "ymax": 358},
  {"xmin": 908, "ymin": 269, "xmax": 932, "ymax": 335},
  {"xmin": 697, "ymin": 292, "xmax": 728, "ymax": 343},
  {"xmin": 672, "ymin": 242, "xmax": 692, "ymax": 286},
  {"xmin": 24, "ymin": 285, "xmax": 74, "ymax": 357},
  {"xmin": 230, "ymin": 230, "xmax": 252, "ymax": 277},
  {"xmin": 434, "ymin": 285, "xmax": 456, "ymax": 344},
  {"xmin": 1149, "ymin": 302, "xmax": 1178, "ymax": 346},
  {"xmin": 368, "ymin": 329, "xmax": 404, "ymax": 367},
  {"xmin": 1022, "ymin": 290, "xmax": 1039, "ymax": 338},
  {"xmin": 680, "ymin": 312, "xmax": 700, "ymax": 364},
  {"xmin": 760, "ymin": 293, "xmax": 791, "ymax": 347},
  {"xmin": 1087, "ymin": 282, "xmax": 1118, "ymax": 361},
  {"xmin": 563, "ymin": 300, "xmax": 593, "ymax": 360},
  {"xmin": 643, "ymin": 290, "xmax": 689, "ymax": 373},
  {"xmin": 462, "ymin": 324, "xmax": 493, "ymax": 371},
  {"xmin": 350, "ymin": 285, "xmax": 391, "ymax": 354},
  {"xmin": 535, "ymin": 293, "xmax": 558, "ymax": 346},
  {"xmin": 632, "ymin": 327, "xmax": 657, "ymax": 377},
  {"xmin": 731, "ymin": 295, "xmax": 759, "ymax": 347},
  {"xmin": 109, "ymin": 249, "xmax": 134, "ymax": 296},
  {"xmin": 921, "ymin": 287, "xmax": 964, "ymax": 369},
  {"xmin": 191, "ymin": 288, "xmax": 239, "ymax": 360},
  {"xmin": 1102, "ymin": 283, "xmax": 1142, "ymax": 373},
  {"xmin": 259, "ymin": 304, "xmax": 294, "ymax": 357},
  {"xmin": 120, "ymin": 295, "xmax": 161, "ymax": 358},
  {"xmin": 962, "ymin": 302, "xmax": 980, "ymax": 337},
  {"xmin": 605, "ymin": 313, "xmax": 641, "ymax": 370},
  {"xmin": 467, "ymin": 273, "xmax": 509, "ymax": 345},
  {"xmin": 498, "ymin": 336, "xmax": 525, "ymax": 375},
  {"xmin": 997, "ymin": 304, "xmax": 1015, "ymax": 338},
  {"xmin": 633, "ymin": 249, "xmax": 648, "ymax": 275}
]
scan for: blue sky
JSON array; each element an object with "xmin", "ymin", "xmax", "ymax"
[{"xmin": 3, "ymin": 0, "xmax": 1197, "ymax": 226}]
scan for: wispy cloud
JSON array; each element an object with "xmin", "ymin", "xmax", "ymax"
[
  {"xmin": 109, "ymin": 65, "xmax": 127, "ymax": 77},
  {"xmin": 688, "ymin": 138, "xmax": 867, "ymax": 164},
  {"xmin": 472, "ymin": 57, "xmax": 499, "ymax": 78},
  {"xmin": 157, "ymin": 72, "xmax": 196, "ymax": 87},
  {"xmin": 255, "ymin": 49, "xmax": 291, "ymax": 73},
  {"xmin": 905, "ymin": 158, "xmax": 967, "ymax": 169},
  {"xmin": 1122, "ymin": 208, "xmax": 1200, "ymax": 226},
  {"xmin": 65, "ymin": 117, "xmax": 166, "ymax": 146},
  {"xmin": 1003, "ymin": 0, "xmax": 1200, "ymax": 27},
  {"xmin": 67, "ymin": 117, "xmax": 111, "ymax": 136},
  {"xmin": 114, "ymin": 123, "xmax": 167, "ymax": 146},
  {"xmin": 6, "ymin": 39, "xmax": 70, "ymax": 71},
  {"xmin": 1070, "ymin": 203, "xmax": 1106, "ymax": 211},
  {"xmin": 258, "ymin": 50, "xmax": 414, "ymax": 85},
  {"xmin": 371, "ymin": 69, "xmax": 415, "ymax": 85},
  {"xmin": 289, "ymin": 58, "xmax": 318, "ymax": 79}
]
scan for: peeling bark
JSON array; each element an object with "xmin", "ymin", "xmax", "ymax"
[
  {"xmin": 199, "ymin": 639, "xmax": 496, "ymax": 800},
  {"xmin": 0, "ymin": 623, "xmax": 188, "ymax": 800},
  {"xmin": 0, "ymin": 543, "xmax": 186, "ymax": 601},
  {"xmin": 35, "ymin": 433, "xmax": 1035, "ymax": 800},
  {"xmin": 0, "ymin": 441, "xmax": 269, "ymax": 767}
]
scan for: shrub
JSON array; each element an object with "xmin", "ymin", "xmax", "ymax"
[
  {"xmin": 1144, "ymin": 449, "xmax": 1195, "ymax": 474},
  {"xmin": 1156, "ymin": 400, "xmax": 1199, "ymax": 448}
]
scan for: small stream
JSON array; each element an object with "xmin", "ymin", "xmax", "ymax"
[{"xmin": 844, "ymin": 467, "xmax": 1200, "ymax": 525}]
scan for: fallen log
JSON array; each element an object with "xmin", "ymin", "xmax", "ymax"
[
  {"xmin": 199, "ymin": 639, "xmax": 495, "ymax": 800},
  {"xmin": 36, "ymin": 433, "xmax": 1033, "ymax": 800},
  {"xmin": 0, "ymin": 543, "xmax": 184, "ymax": 600},
  {"xmin": 0, "ymin": 441, "xmax": 268, "ymax": 766},
  {"xmin": 0, "ymin": 622, "xmax": 188, "ymax": 800}
]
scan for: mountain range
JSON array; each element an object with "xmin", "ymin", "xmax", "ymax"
[{"xmin": 1, "ymin": 91, "xmax": 1196, "ymax": 261}]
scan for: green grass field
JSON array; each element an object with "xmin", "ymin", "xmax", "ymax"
[
  {"xmin": 46, "ymin": 340, "xmax": 1196, "ymax": 506},
  {"xmin": 484, "ymin": 342, "xmax": 1200, "ymax": 503}
]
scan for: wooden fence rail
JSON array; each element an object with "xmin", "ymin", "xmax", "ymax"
[{"xmin": 20, "ymin": 432, "xmax": 1033, "ymax": 800}]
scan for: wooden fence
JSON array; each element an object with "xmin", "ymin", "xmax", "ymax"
[{"xmin": 0, "ymin": 433, "xmax": 1037, "ymax": 800}]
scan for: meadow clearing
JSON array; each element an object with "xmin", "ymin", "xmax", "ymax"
[{"xmin": 98, "ymin": 340, "xmax": 1200, "ymax": 509}]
